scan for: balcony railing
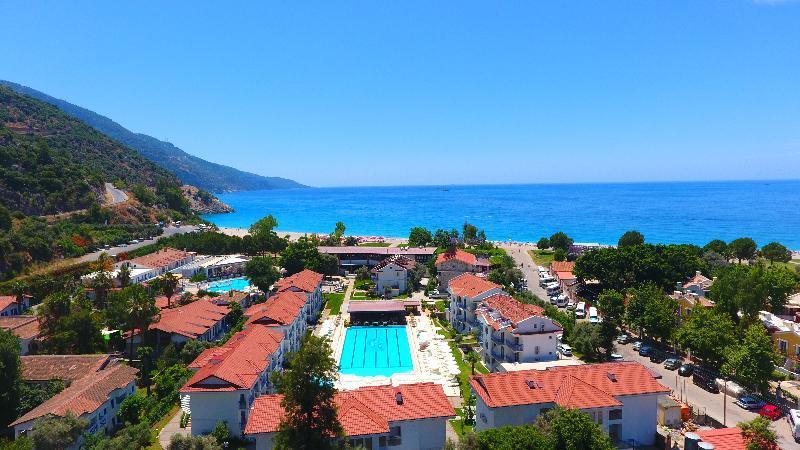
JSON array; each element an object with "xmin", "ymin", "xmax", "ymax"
[
  {"xmin": 505, "ymin": 340, "xmax": 523, "ymax": 351},
  {"xmin": 491, "ymin": 347, "xmax": 505, "ymax": 360},
  {"xmin": 491, "ymin": 333, "xmax": 505, "ymax": 345}
]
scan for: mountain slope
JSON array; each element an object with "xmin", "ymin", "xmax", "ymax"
[
  {"xmin": 0, "ymin": 85, "xmax": 184, "ymax": 215},
  {"xmin": 0, "ymin": 80, "xmax": 306, "ymax": 193}
]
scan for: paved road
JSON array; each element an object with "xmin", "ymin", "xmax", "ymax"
[
  {"xmin": 617, "ymin": 343, "xmax": 795, "ymax": 448},
  {"xmin": 103, "ymin": 182, "xmax": 128, "ymax": 205},
  {"xmin": 499, "ymin": 243, "xmax": 549, "ymax": 300},
  {"xmin": 77, "ymin": 225, "xmax": 199, "ymax": 263}
]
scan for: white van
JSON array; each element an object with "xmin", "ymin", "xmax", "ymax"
[
  {"xmin": 556, "ymin": 294, "xmax": 568, "ymax": 308},
  {"xmin": 789, "ymin": 409, "xmax": 800, "ymax": 441},
  {"xmin": 589, "ymin": 307, "xmax": 599, "ymax": 323},
  {"xmin": 576, "ymin": 302, "xmax": 586, "ymax": 319}
]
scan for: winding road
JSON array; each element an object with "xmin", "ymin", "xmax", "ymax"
[{"xmin": 103, "ymin": 182, "xmax": 128, "ymax": 205}]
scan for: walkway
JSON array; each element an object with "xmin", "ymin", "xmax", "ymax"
[
  {"xmin": 157, "ymin": 408, "xmax": 190, "ymax": 448},
  {"xmin": 340, "ymin": 277, "xmax": 355, "ymax": 320}
]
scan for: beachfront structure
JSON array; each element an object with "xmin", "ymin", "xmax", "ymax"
[
  {"xmin": 0, "ymin": 315, "xmax": 40, "ymax": 355},
  {"xmin": 678, "ymin": 270, "xmax": 714, "ymax": 297},
  {"xmin": 126, "ymin": 298, "xmax": 230, "ymax": 353},
  {"xmin": 245, "ymin": 383, "xmax": 455, "ymax": 450},
  {"xmin": 11, "ymin": 357, "xmax": 137, "ymax": 439},
  {"xmin": 476, "ymin": 294, "xmax": 562, "ymax": 371},
  {"xmin": 180, "ymin": 324, "xmax": 284, "ymax": 437},
  {"xmin": 273, "ymin": 269, "xmax": 324, "ymax": 324},
  {"xmin": 318, "ymin": 246, "xmax": 436, "ymax": 273},
  {"xmin": 469, "ymin": 362, "xmax": 670, "ymax": 445},
  {"xmin": 435, "ymin": 248, "xmax": 480, "ymax": 290},
  {"xmin": 245, "ymin": 291, "xmax": 309, "ymax": 353},
  {"xmin": 673, "ymin": 291, "xmax": 715, "ymax": 319},
  {"xmin": 370, "ymin": 255, "xmax": 416, "ymax": 297},
  {"xmin": 171, "ymin": 254, "xmax": 250, "ymax": 280},
  {"xmin": 446, "ymin": 273, "xmax": 504, "ymax": 333}
]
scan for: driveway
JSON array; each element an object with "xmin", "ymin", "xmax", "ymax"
[
  {"xmin": 616, "ymin": 343, "xmax": 795, "ymax": 448},
  {"xmin": 77, "ymin": 225, "xmax": 199, "ymax": 263}
]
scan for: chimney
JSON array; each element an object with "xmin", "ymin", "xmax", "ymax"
[
  {"xmin": 607, "ymin": 372, "xmax": 617, "ymax": 382},
  {"xmin": 395, "ymin": 392, "xmax": 404, "ymax": 405}
]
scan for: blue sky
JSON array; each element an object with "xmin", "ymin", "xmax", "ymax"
[{"xmin": 2, "ymin": 1, "xmax": 799, "ymax": 187}]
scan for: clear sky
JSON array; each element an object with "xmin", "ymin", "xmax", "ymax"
[{"xmin": 2, "ymin": 1, "xmax": 799, "ymax": 187}]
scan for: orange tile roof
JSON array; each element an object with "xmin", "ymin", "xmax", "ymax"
[
  {"xmin": 11, "ymin": 362, "xmax": 138, "ymax": 427},
  {"xmin": 477, "ymin": 294, "xmax": 550, "ymax": 331},
  {"xmin": 550, "ymin": 261, "xmax": 575, "ymax": 273},
  {"xmin": 371, "ymin": 255, "xmax": 417, "ymax": 273},
  {"xmin": 150, "ymin": 298, "xmax": 229, "ymax": 338},
  {"xmin": 695, "ymin": 428, "xmax": 747, "ymax": 450},
  {"xmin": 128, "ymin": 247, "xmax": 192, "ymax": 269},
  {"xmin": 274, "ymin": 269, "xmax": 323, "ymax": 293},
  {"xmin": 21, "ymin": 354, "xmax": 112, "ymax": 383},
  {"xmin": 436, "ymin": 249, "xmax": 477, "ymax": 266},
  {"xmin": 245, "ymin": 291, "xmax": 307, "ymax": 327},
  {"xmin": 683, "ymin": 271, "xmax": 713, "ymax": 290},
  {"xmin": 448, "ymin": 273, "xmax": 501, "ymax": 298},
  {"xmin": 181, "ymin": 324, "xmax": 283, "ymax": 392},
  {"xmin": 0, "ymin": 315, "xmax": 40, "ymax": 340},
  {"xmin": 470, "ymin": 362, "xmax": 669, "ymax": 410},
  {"xmin": 245, "ymin": 383, "xmax": 455, "ymax": 436},
  {"xmin": 555, "ymin": 271, "xmax": 575, "ymax": 280}
]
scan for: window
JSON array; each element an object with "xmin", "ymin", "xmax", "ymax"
[
  {"xmin": 795, "ymin": 345, "xmax": 800, "ymax": 357},
  {"xmin": 779, "ymin": 340, "xmax": 788, "ymax": 352},
  {"xmin": 609, "ymin": 409, "xmax": 623, "ymax": 420},
  {"xmin": 388, "ymin": 425, "xmax": 402, "ymax": 446},
  {"xmin": 534, "ymin": 346, "xmax": 540, "ymax": 355}
]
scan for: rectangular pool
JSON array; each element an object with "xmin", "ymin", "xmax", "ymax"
[
  {"xmin": 206, "ymin": 277, "xmax": 251, "ymax": 294},
  {"xmin": 339, "ymin": 326, "xmax": 414, "ymax": 377}
]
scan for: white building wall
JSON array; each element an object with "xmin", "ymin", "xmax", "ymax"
[
  {"xmin": 614, "ymin": 393, "xmax": 661, "ymax": 445},
  {"xmin": 190, "ymin": 389, "xmax": 253, "ymax": 437}
]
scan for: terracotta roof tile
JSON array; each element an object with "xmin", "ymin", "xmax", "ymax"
[
  {"xmin": 11, "ymin": 362, "xmax": 138, "ymax": 427},
  {"xmin": 0, "ymin": 296, "xmax": 19, "ymax": 311},
  {"xmin": 476, "ymin": 294, "xmax": 554, "ymax": 331},
  {"xmin": 245, "ymin": 291, "xmax": 306, "ymax": 327},
  {"xmin": 181, "ymin": 324, "xmax": 283, "ymax": 392},
  {"xmin": 695, "ymin": 427, "xmax": 747, "ymax": 450},
  {"xmin": 150, "ymin": 298, "xmax": 229, "ymax": 338},
  {"xmin": 274, "ymin": 269, "xmax": 323, "ymax": 293},
  {"xmin": 21, "ymin": 354, "xmax": 112, "ymax": 383},
  {"xmin": 436, "ymin": 249, "xmax": 477, "ymax": 266},
  {"xmin": 470, "ymin": 362, "xmax": 669, "ymax": 409},
  {"xmin": 550, "ymin": 261, "xmax": 576, "ymax": 273},
  {"xmin": 0, "ymin": 315, "xmax": 40, "ymax": 340},
  {"xmin": 128, "ymin": 247, "xmax": 192, "ymax": 270},
  {"xmin": 370, "ymin": 256, "xmax": 416, "ymax": 273},
  {"xmin": 245, "ymin": 383, "xmax": 455, "ymax": 436},
  {"xmin": 447, "ymin": 273, "xmax": 501, "ymax": 298}
]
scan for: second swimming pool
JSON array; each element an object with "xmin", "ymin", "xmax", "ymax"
[
  {"xmin": 339, "ymin": 326, "xmax": 414, "ymax": 377},
  {"xmin": 206, "ymin": 277, "xmax": 251, "ymax": 294}
]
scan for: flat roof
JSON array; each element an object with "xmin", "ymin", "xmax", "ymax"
[{"xmin": 348, "ymin": 300, "xmax": 406, "ymax": 313}]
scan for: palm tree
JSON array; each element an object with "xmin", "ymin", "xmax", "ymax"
[
  {"xmin": 465, "ymin": 350, "xmax": 481, "ymax": 375},
  {"xmin": 159, "ymin": 272, "xmax": 179, "ymax": 308},
  {"xmin": 117, "ymin": 265, "xmax": 131, "ymax": 287},
  {"xmin": 90, "ymin": 270, "xmax": 113, "ymax": 309},
  {"xmin": 10, "ymin": 281, "xmax": 27, "ymax": 311},
  {"xmin": 125, "ymin": 286, "xmax": 159, "ymax": 360}
]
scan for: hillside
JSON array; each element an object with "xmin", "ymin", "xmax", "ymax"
[
  {"xmin": 0, "ymin": 80, "xmax": 306, "ymax": 193},
  {"xmin": 0, "ymin": 85, "xmax": 185, "ymax": 215}
]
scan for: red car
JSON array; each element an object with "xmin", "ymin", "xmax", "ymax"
[{"xmin": 758, "ymin": 404, "xmax": 782, "ymax": 420}]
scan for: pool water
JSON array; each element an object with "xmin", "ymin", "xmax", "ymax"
[
  {"xmin": 339, "ymin": 326, "xmax": 414, "ymax": 377},
  {"xmin": 206, "ymin": 277, "xmax": 251, "ymax": 294}
]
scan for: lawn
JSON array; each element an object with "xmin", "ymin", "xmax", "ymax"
[
  {"xmin": 528, "ymin": 249, "xmax": 554, "ymax": 266},
  {"xmin": 358, "ymin": 242, "xmax": 391, "ymax": 247},
  {"xmin": 324, "ymin": 292, "xmax": 345, "ymax": 315},
  {"xmin": 450, "ymin": 407, "xmax": 475, "ymax": 438}
]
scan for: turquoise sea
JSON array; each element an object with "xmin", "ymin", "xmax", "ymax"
[{"xmin": 202, "ymin": 180, "xmax": 800, "ymax": 249}]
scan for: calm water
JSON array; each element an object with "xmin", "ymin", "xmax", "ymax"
[
  {"xmin": 339, "ymin": 326, "xmax": 414, "ymax": 377},
  {"xmin": 203, "ymin": 180, "xmax": 800, "ymax": 248},
  {"xmin": 206, "ymin": 277, "xmax": 251, "ymax": 294}
]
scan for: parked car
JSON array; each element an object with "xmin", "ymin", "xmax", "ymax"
[
  {"xmin": 735, "ymin": 395, "xmax": 767, "ymax": 411},
  {"xmin": 609, "ymin": 353, "xmax": 624, "ymax": 361},
  {"xmin": 678, "ymin": 363, "xmax": 695, "ymax": 377},
  {"xmin": 631, "ymin": 341, "xmax": 642, "ymax": 351},
  {"xmin": 557, "ymin": 344, "xmax": 573, "ymax": 357},
  {"xmin": 638, "ymin": 345, "xmax": 653, "ymax": 357},
  {"xmin": 663, "ymin": 358, "xmax": 682, "ymax": 370},
  {"xmin": 693, "ymin": 372, "xmax": 719, "ymax": 393},
  {"xmin": 566, "ymin": 301, "xmax": 576, "ymax": 310},
  {"xmin": 616, "ymin": 334, "xmax": 630, "ymax": 344},
  {"xmin": 759, "ymin": 404, "xmax": 783, "ymax": 420}
]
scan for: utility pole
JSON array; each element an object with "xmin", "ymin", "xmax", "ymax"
[{"xmin": 723, "ymin": 378, "xmax": 727, "ymax": 427}]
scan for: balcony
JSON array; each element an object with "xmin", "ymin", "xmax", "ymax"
[
  {"xmin": 505, "ymin": 339, "xmax": 523, "ymax": 351},
  {"xmin": 466, "ymin": 316, "xmax": 479, "ymax": 327},
  {"xmin": 491, "ymin": 347, "xmax": 505, "ymax": 360},
  {"xmin": 491, "ymin": 333, "xmax": 505, "ymax": 345}
]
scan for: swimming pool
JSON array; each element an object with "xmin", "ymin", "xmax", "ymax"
[
  {"xmin": 206, "ymin": 277, "xmax": 251, "ymax": 294},
  {"xmin": 339, "ymin": 326, "xmax": 414, "ymax": 377}
]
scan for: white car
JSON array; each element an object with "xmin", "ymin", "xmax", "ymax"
[
  {"xmin": 566, "ymin": 301, "xmax": 576, "ymax": 310},
  {"xmin": 558, "ymin": 344, "xmax": 573, "ymax": 357}
]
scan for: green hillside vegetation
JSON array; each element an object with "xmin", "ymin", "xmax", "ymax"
[{"xmin": 1, "ymin": 80, "xmax": 306, "ymax": 193}]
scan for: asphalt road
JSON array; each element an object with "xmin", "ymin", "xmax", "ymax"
[
  {"xmin": 103, "ymin": 182, "xmax": 128, "ymax": 205},
  {"xmin": 616, "ymin": 343, "xmax": 795, "ymax": 448},
  {"xmin": 499, "ymin": 243, "xmax": 549, "ymax": 300},
  {"xmin": 77, "ymin": 225, "xmax": 199, "ymax": 263}
]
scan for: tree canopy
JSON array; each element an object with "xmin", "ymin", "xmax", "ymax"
[
  {"xmin": 760, "ymin": 242, "xmax": 792, "ymax": 263},
  {"xmin": 675, "ymin": 308, "xmax": 735, "ymax": 368},
  {"xmin": 722, "ymin": 324, "xmax": 780, "ymax": 393},
  {"xmin": 245, "ymin": 256, "xmax": 281, "ymax": 293},
  {"xmin": 0, "ymin": 327, "xmax": 22, "ymax": 430},
  {"xmin": 548, "ymin": 232, "xmax": 573, "ymax": 252},
  {"xmin": 617, "ymin": 230, "xmax": 644, "ymax": 247},
  {"xmin": 729, "ymin": 237, "xmax": 757, "ymax": 263},
  {"xmin": 408, "ymin": 227, "xmax": 433, "ymax": 247}
]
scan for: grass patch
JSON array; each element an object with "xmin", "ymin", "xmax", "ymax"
[
  {"xmin": 435, "ymin": 300, "xmax": 447, "ymax": 312},
  {"xmin": 528, "ymin": 249, "xmax": 554, "ymax": 266},
  {"xmin": 147, "ymin": 404, "xmax": 180, "ymax": 450},
  {"xmin": 450, "ymin": 407, "xmax": 475, "ymax": 438},
  {"xmin": 358, "ymin": 242, "xmax": 391, "ymax": 247},
  {"xmin": 324, "ymin": 292, "xmax": 345, "ymax": 315}
]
